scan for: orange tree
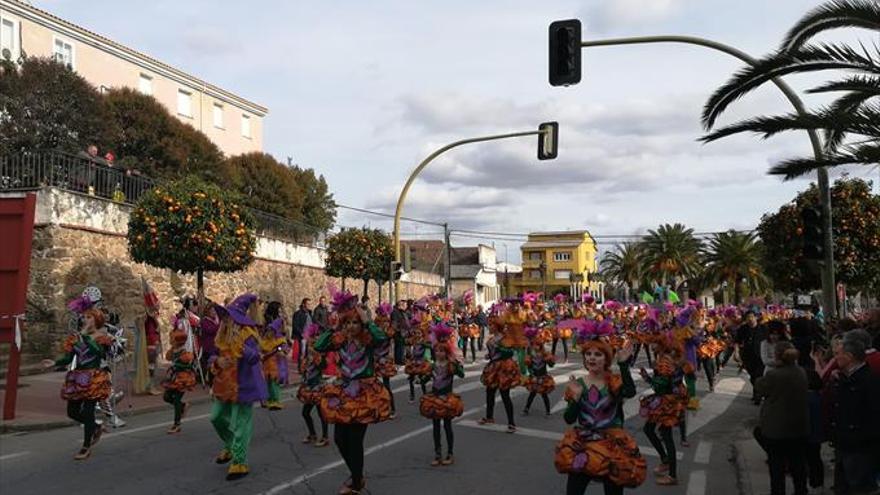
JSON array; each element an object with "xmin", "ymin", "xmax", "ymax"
[
  {"xmin": 324, "ymin": 227, "xmax": 394, "ymax": 297},
  {"xmin": 757, "ymin": 177, "xmax": 880, "ymax": 295},
  {"xmin": 128, "ymin": 176, "xmax": 257, "ymax": 304}
]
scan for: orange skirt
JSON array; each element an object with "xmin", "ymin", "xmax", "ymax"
[
  {"xmin": 557, "ymin": 328, "xmax": 573, "ymax": 340},
  {"xmin": 481, "ymin": 359, "xmax": 521, "ymax": 391},
  {"xmin": 460, "ymin": 324, "xmax": 480, "ymax": 339},
  {"xmin": 419, "ymin": 393, "xmax": 464, "ymax": 419},
  {"xmin": 698, "ymin": 338, "xmax": 726, "ymax": 359},
  {"xmin": 61, "ymin": 369, "xmax": 112, "ymax": 401},
  {"xmin": 163, "ymin": 369, "xmax": 197, "ymax": 392},
  {"xmin": 297, "ymin": 384, "xmax": 322, "ymax": 405},
  {"xmin": 319, "ymin": 377, "xmax": 392, "ymax": 425},
  {"xmin": 376, "ymin": 359, "xmax": 397, "ymax": 378},
  {"xmin": 524, "ymin": 374, "xmax": 556, "ymax": 395},
  {"xmin": 554, "ymin": 427, "xmax": 646, "ymax": 488},
  {"xmin": 639, "ymin": 394, "xmax": 683, "ymax": 427},
  {"xmin": 405, "ymin": 360, "xmax": 432, "ymax": 378}
]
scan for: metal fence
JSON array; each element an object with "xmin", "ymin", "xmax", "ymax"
[{"xmin": 0, "ymin": 151, "xmax": 322, "ymax": 246}]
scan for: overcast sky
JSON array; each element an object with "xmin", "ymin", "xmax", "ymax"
[{"xmin": 38, "ymin": 0, "xmax": 876, "ymax": 262}]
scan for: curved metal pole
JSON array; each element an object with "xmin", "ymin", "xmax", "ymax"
[
  {"xmin": 583, "ymin": 35, "xmax": 836, "ymax": 316},
  {"xmin": 393, "ymin": 129, "xmax": 542, "ymax": 299}
]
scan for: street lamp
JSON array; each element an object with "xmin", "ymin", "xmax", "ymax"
[
  {"xmin": 392, "ymin": 124, "xmax": 559, "ymax": 300},
  {"xmin": 548, "ymin": 20, "xmax": 836, "ymax": 317}
]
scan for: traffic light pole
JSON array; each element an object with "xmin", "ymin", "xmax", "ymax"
[
  {"xmin": 392, "ymin": 129, "xmax": 548, "ymax": 301},
  {"xmin": 579, "ymin": 35, "xmax": 836, "ymax": 318}
]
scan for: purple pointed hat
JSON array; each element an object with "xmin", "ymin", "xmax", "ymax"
[{"xmin": 217, "ymin": 293, "xmax": 258, "ymax": 326}]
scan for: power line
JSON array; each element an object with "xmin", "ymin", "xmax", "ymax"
[{"xmin": 333, "ymin": 203, "xmax": 446, "ymax": 227}]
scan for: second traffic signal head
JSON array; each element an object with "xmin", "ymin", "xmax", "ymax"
[
  {"xmin": 538, "ymin": 122, "xmax": 559, "ymax": 160},
  {"xmin": 800, "ymin": 206, "xmax": 824, "ymax": 261},
  {"xmin": 549, "ymin": 19, "xmax": 582, "ymax": 87}
]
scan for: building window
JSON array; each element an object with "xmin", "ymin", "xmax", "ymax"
[
  {"xmin": 528, "ymin": 252, "xmax": 543, "ymax": 261},
  {"xmin": 553, "ymin": 251, "xmax": 572, "ymax": 262},
  {"xmin": 241, "ymin": 114, "xmax": 251, "ymax": 138},
  {"xmin": 554, "ymin": 270, "xmax": 572, "ymax": 280},
  {"xmin": 529, "ymin": 270, "xmax": 542, "ymax": 279},
  {"xmin": 177, "ymin": 89, "xmax": 192, "ymax": 118},
  {"xmin": 1, "ymin": 16, "xmax": 19, "ymax": 62},
  {"xmin": 53, "ymin": 37, "xmax": 75, "ymax": 69},
  {"xmin": 212, "ymin": 103, "xmax": 224, "ymax": 129},
  {"xmin": 138, "ymin": 74, "xmax": 153, "ymax": 95}
]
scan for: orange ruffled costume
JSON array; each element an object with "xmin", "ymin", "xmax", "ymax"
[
  {"xmin": 419, "ymin": 393, "xmax": 464, "ymax": 419},
  {"xmin": 524, "ymin": 374, "xmax": 555, "ymax": 395},
  {"xmin": 481, "ymin": 358, "xmax": 521, "ymax": 390},
  {"xmin": 460, "ymin": 323, "xmax": 480, "ymax": 339},
  {"xmin": 319, "ymin": 377, "xmax": 392, "ymax": 424},
  {"xmin": 59, "ymin": 334, "xmax": 113, "ymax": 401},
  {"xmin": 162, "ymin": 350, "xmax": 197, "ymax": 392}
]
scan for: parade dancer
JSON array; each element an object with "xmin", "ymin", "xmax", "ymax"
[
  {"xmin": 404, "ymin": 308, "xmax": 432, "ymax": 403},
  {"xmin": 554, "ymin": 319, "xmax": 646, "ymax": 495},
  {"xmin": 297, "ymin": 324, "xmax": 329, "ymax": 447},
  {"xmin": 373, "ymin": 303, "xmax": 398, "ymax": 418},
  {"xmin": 314, "ymin": 289, "xmax": 392, "ymax": 495},
  {"xmin": 163, "ymin": 328, "xmax": 196, "ymax": 433},
  {"xmin": 209, "ymin": 294, "xmax": 268, "ymax": 481},
  {"xmin": 479, "ymin": 303, "xmax": 522, "ymax": 433},
  {"xmin": 42, "ymin": 306, "xmax": 114, "ymax": 460},
  {"xmin": 522, "ymin": 326, "xmax": 555, "ymax": 416},
  {"xmin": 458, "ymin": 290, "xmax": 479, "ymax": 362},
  {"xmin": 639, "ymin": 333, "xmax": 686, "ymax": 486},
  {"xmin": 260, "ymin": 316, "xmax": 290, "ymax": 411},
  {"xmin": 420, "ymin": 322, "xmax": 465, "ymax": 466}
]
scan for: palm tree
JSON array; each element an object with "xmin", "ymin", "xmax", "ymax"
[
  {"xmin": 701, "ymin": 0, "xmax": 880, "ymax": 178},
  {"xmin": 599, "ymin": 242, "xmax": 643, "ymax": 302},
  {"xmin": 702, "ymin": 230, "xmax": 769, "ymax": 304},
  {"xmin": 640, "ymin": 224, "xmax": 703, "ymax": 291}
]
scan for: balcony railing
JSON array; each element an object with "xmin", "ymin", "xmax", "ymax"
[{"xmin": 0, "ymin": 151, "xmax": 323, "ymax": 247}]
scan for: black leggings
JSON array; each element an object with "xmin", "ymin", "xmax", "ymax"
[
  {"xmin": 408, "ymin": 375, "xmax": 426, "ymax": 400},
  {"xmin": 644, "ymin": 422, "xmax": 677, "ymax": 478},
  {"xmin": 163, "ymin": 390, "xmax": 185, "ymax": 424},
  {"xmin": 334, "ymin": 423, "xmax": 368, "ymax": 487},
  {"xmin": 485, "ymin": 388, "xmax": 515, "ymax": 426},
  {"xmin": 302, "ymin": 403, "xmax": 328, "ymax": 438},
  {"xmin": 679, "ymin": 411, "xmax": 688, "ymax": 443},
  {"xmin": 632, "ymin": 342, "xmax": 653, "ymax": 367},
  {"xmin": 552, "ymin": 338, "xmax": 569, "ymax": 361},
  {"xmin": 432, "ymin": 418, "xmax": 454, "ymax": 456},
  {"xmin": 381, "ymin": 376, "xmax": 396, "ymax": 413},
  {"xmin": 460, "ymin": 337, "xmax": 477, "ymax": 362},
  {"xmin": 524, "ymin": 391, "xmax": 551, "ymax": 414},
  {"xmin": 702, "ymin": 358, "xmax": 716, "ymax": 387},
  {"xmin": 566, "ymin": 473, "xmax": 624, "ymax": 495},
  {"xmin": 67, "ymin": 399, "xmax": 98, "ymax": 448}
]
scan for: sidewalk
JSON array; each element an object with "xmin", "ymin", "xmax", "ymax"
[{"xmin": 1, "ymin": 367, "xmax": 302, "ymax": 433}]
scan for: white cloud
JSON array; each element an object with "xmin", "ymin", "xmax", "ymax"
[{"xmin": 581, "ymin": 0, "xmax": 689, "ymax": 32}]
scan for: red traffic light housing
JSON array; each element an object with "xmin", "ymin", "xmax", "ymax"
[{"xmin": 549, "ymin": 19, "xmax": 582, "ymax": 87}]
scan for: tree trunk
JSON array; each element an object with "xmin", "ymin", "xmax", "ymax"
[
  {"xmin": 363, "ymin": 279, "xmax": 370, "ymax": 299},
  {"xmin": 377, "ymin": 282, "xmax": 383, "ymax": 303},
  {"xmin": 734, "ymin": 277, "xmax": 742, "ymax": 305},
  {"xmin": 341, "ymin": 278, "xmax": 347, "ymax": 291}
]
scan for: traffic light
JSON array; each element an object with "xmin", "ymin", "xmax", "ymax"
[
  {"xmin": 801, "ymin": 206, "xmax": 824, "ymax": 261},
  {"xmin": 549, "ymin": 19, "xmax": 582, "ymax": 87},
  {"xmin": 391, "ymin": 261, "xmax": 404, "ymax": 281},
  {"xmin": 538, "ymin": 122, "xmax": 559, "ymax": 160}
]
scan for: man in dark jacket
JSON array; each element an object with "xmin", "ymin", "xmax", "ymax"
[
  {"xmin": 736, "ymin": 310, "xmax": 766, "ymax": 404},
  {"xmin": 475, "ymin": 305, "xmax": 488, "ymax": 351},
  {"xmin": 391, "ymin": 300, "xmax": 409, "ymax": 365},
  {"xmin": 754, "ymin": 341, "xmax": 810, "ymax": 495},
  {"xmin": 312, "ymin": 296, "xmax": 329, "ymax": 331},
  {"xmin": 831, "ymin": 332, "xmax": 880, "ymax": 495},
  {"xmin": 292, "ymin": 298, "xmax": 312, "ymax": 364}
]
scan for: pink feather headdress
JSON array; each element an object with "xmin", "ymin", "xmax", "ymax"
[
  {"xmin": 581, "ymin": 294, "xmax": 595, "ymax": 305},
  {"xmin": 429, "ymin": 322, "xmax": 454, "ymax": 343},
  {"xmin": 304, "ymin": 322, "xmax": 321, "ymax": 340},
  {"xmin": 67, "ymin": 295, "xmax": 95, "ymax": 314},
  {"xmin": 604, "ymin": 300, "xmax": 622, "ymax": 311},
  {"xmin": 328, "ymin": 283, "xmax": 358, "ymax": 313},
  {"xmin": 376, "ymin": 302, "xmax": 393, "ymax": 317}
]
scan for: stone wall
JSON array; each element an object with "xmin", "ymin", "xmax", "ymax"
[{"xmin": 22, "ymin": 189, "xmax": 443, "ymax": 357}]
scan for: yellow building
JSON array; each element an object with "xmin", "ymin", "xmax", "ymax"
[
  {"xmin": 0, "ymin": 0, "xmax": 267, "ymax": 156},
  {"xmin": 513, "ymin": 230, "xmax": 600, "ymax": 300}
]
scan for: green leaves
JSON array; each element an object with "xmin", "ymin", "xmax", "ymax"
[
  {"xmin": 127, "ymin": 177, "xmax": 256, "ymax": 274},
  {"xmin": 324, "ymin": 227, "xmax": 393, "ymax": 284}
]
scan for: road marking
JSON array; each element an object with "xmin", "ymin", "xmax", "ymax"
[
  {"xmin": 261, "ymin": 366, "xmax": 579, "ymax": 494},
  {"xmin": 456, "ymin": 420, "xmax": 683, "ymax": 460},
  {"xmin": 687, "ymin": 470, "xmax": 707, "ymax": 495},
  {"xmin": 687, "ymin": 377, "xmax": 745, "ymax": 436},
  {"xmin": 693, "ymin": 441, "xmax": 712, "ymax": 464},
  {"xmin": 0, "ymin": 451, "xmax": 29, "ymax": 462}
]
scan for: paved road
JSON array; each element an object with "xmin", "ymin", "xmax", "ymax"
[{"xmin": 0, "ymin": 357, "xmax": 755, "ymax": 495}]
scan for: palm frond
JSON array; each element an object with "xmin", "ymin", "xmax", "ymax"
[
  {"xmin": 702, "ymin": 43, "xmax": 880, "ymax": 130},
  {"xmin": 769, "ymin": 142, "xmax": 880, "ymax": 178},
  {"xmin": 781, "ymin": 0, "xmax": 880, "ymax": 52},
  {"xmin": 807, "ymin": 74, "xmax": 880, "ymax": 95}
]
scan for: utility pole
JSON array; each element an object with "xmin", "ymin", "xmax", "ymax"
[{"xmin": 444, "ymin": 223, "xmax": 451, "ymax": 297}]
